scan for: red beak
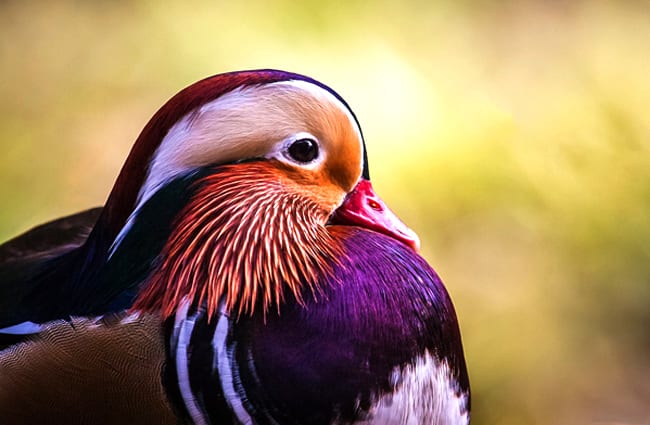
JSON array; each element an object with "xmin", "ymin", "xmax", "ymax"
[{"xmin": 330, "ymin": 179, "xmax": 420, "ymax": 251}]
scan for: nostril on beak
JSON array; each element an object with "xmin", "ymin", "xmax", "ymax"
[{"xmin": 367, "ymin": 199, "xmax": 382, "ymax": 211}]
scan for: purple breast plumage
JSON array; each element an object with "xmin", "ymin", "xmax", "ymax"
[{"xmin": 166, "ymin": 228, "xmax": 469, "ymax": 424}]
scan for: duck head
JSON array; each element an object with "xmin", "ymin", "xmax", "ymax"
[{"xmin": 91, "ymin": 70, "xmax": 419, "ymax": 317}]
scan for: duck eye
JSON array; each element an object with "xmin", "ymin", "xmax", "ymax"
[{"xmin": 287, "ymin": 138, "xmax": 319, "ymax": 163}]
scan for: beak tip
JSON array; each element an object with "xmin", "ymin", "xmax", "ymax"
[
  {"xmin": 411, "ymin": 235, "xmax": 421, "ymax": 252},
  {"xmin": 400, "ymin": 228, "xmax": 421, "ymax": 252}
]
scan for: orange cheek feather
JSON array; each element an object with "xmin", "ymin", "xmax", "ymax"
[{"xmin": 131, "ymin": 162, "xmax": 345, "ymax": 320}]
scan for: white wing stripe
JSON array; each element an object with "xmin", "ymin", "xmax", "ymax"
[
  {"xmin": 174, "ymin": 299, "xmax": 209, "ymax": 425},
  {"xmin": 212, "ymin": 305, "xmax": 254, "ymax": 425}
]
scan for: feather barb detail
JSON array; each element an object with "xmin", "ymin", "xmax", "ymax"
[{"xmin": 132, "ymin": 163, "xmax": 342, "ymax": 319}]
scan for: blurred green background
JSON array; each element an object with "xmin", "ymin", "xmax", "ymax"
[{"xmin": 1, "ymin": 1, "xmax": 648, "ymax": 424}]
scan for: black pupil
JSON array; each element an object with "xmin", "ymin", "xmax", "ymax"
[{"xmin": 288, "ymin": 138, "xmax": 319, "ymax": 163}]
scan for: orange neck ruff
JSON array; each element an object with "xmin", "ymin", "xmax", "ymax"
[{"xmin": 132, "ymin": 163, "xmax": 343, "ymax": 319}]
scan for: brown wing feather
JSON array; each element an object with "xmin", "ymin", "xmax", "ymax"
[{"xmin": 0, "ymin": 312, "xmax": 181, "ymax": 425}]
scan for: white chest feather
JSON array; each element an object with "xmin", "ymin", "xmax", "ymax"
[{"xmin": 350, "ymin": 353, "xmax": 469, "ymax": 425}]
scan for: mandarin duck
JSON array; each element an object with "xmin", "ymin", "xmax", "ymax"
[{"xmin": 0, "ymin": 70, "xmax": 470, "ymax": 424}]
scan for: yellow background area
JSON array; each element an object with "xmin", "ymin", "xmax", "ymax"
[{"xmin": 1, "ymin": 2, "xmax": 648, "ymax": 424}]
